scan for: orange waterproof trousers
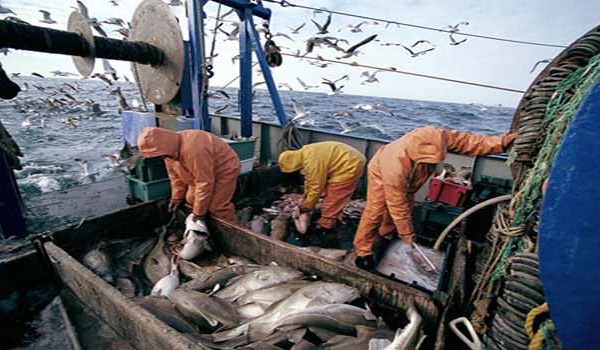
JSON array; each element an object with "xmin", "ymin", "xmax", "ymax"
[
  {"xmin": 184, "ymin": 165, "xmax": 239, "ymax": 223},
  {"xmin": 318, "ymin": 177, "xmax": 362, "ymax": 229}
]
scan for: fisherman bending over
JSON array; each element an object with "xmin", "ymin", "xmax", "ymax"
[
  {"xmin": 279, "ymin": 141, "xmax": 366, "ymax": 243},
  {"xmin": 353, "ymin": 126, "xmax": 516, "ymax": 270},
  {"xmin": 137, "ymin": 127, "xmax": 241, "ymax": 223}
]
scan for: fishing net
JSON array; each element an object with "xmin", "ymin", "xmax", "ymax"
[{"xmin": 470, "ymin": 53, "xmax": 600, "ymax": 343}]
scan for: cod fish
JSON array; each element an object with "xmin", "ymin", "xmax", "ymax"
[
  {"xmin": 321, "ymin": 325, "xmax": 394, "ymax": 349},
  {"xmin": 82, "ymin": 245, "xmax": 114, "ymax": 283},
  {"xmin": 179, "ymin": 259, "xmax": 224, "ymax": 280},
  {"xmin": 236, "ymin": 280, "xmax": 311, "ymax": 308},
  {"xmin": 169, "ymin": 289, "xmax": 241, "ymax": 329},
  {"xmin": 270, "ymin": 214, "xmax": 290, "ymax": 241},
  {"xmin": 179, "ymin": 229, "xmax": 211, "ymax": 260},
  {"xmin": 144, "ymin": 227, "xmax": 171, "ymax": 284},
  {"xmin": 136, "ymin": 296, "xmax": 198, "ymax": 334},
  {"xmin": 368, "ymin": 306, "xmax": 425, "ymax": 350},
  {"xmin": 273, "ymin": 304, "xmax": 377, "ymax": 337},
  {"xmin": 213, "ymin": 282, "xmax": 360, "ymax": 342},
  {"xmin": 249, "ymin": 215, "xmax": 269, "ymax": 234},
  {"xmin": 151, "ymin": 259, "xmax": 179, "ymax": 297},
  {"xmin": 215, "ymin": 266, "xmax": 303, "ymax": 302},
  {"xmin": 180, "ymin": 264, "xmax": 263, "ymax": 291}
]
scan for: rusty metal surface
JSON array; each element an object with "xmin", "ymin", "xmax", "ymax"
[
  {"xmin": 67, "ymin": 12, "xmax": 95, "ymax": 77},
  {"xmin": 44, "ymin": 241, "xmax": 204, "ymax": 350},
  {"xmin": 129, "ymin": 0, "xmax": 185, "ymax": 105},
  {"xmin": 210, "ymin": 216, "xmax": 440, "ymax": 327}
]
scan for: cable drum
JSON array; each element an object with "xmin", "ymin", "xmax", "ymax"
[{"xmin": 510, "ymin": 25, "xmax": 600, "ymax": 187}]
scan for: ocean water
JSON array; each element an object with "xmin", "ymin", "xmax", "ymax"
[{"xmin": 1, "ymin": 76, "xmax": 513, "ymax": 202}]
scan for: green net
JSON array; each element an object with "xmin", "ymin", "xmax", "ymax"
[{"xmin": 490, "ymin": 53, "xmax": 600, "ymax": 282}]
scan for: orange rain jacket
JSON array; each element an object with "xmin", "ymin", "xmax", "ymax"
[
  {"xmin": 354, "ymin": 126, "xmax": 515, "ymax": 256},
  {"xmin": 279, "ymin": 141, "xmax": 366, "ymax": 210},
  {"xmin": 137, "ymin": 127, "xmax": 241, "ymax": 222}
]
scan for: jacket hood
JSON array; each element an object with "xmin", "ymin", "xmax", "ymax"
[
  {"xmin": 278, "ymin": 150, "xmax": 303, "ymax": 173},
  {"xmin": 137, "ymin": 127, "xmax": 181, "ymax": 159},
  {"xmin": 403, "ymin": 126, "xmax": 446, "ymax": 164}
]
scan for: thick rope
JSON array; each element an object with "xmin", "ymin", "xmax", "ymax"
[
  {"xmin": 526, "ymin": 302, "xmax": 550, "ymax": 339},
  {"xmin": 528, "ymin": 320, "xmax": 557, "ymax": 350}
]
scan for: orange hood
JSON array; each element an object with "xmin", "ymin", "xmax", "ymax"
[
  {"xmin": 402, "ymin": 126, "xmax": 446, "ymax": 164},
  {"xmin": 137, "ymin": 127, "xmax": 181, "ymax": 159}
]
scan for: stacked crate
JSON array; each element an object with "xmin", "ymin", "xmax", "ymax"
[{"xmin": 125, "ymin": 157, "xmax": 171, "ymax": 203}]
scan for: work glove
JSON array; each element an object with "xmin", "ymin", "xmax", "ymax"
[
  {"xmin": 168, "ymin": 198, "xmax": 183, "ymax": 212},
  {"xmin": 355, "ymin": 255, "xmax": 376, "ymax": 271},
  {"xmin": 502, "ymin": 132, "xmax": 518, "ymax": 151}
]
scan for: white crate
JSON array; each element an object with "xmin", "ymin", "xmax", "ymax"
[{"xmin": 240, "ymin": 157, "xmax": 256, "ymax": 174}]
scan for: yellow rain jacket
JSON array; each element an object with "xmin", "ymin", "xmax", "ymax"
[{"xmin": 278, "ymin": 141, "xmax": 366, "ymax": 209}]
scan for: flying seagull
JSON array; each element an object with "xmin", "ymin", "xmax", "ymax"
[
  {"xmin": 530, "ymin": 59, "xmax": 552, "ymax": 73},
  {"xmin": 291, "ymin": 99, "xmax": 310, "ymax": 121},
  {"xmin": 102, "ymin": 59, "xmax": 118, "ymax": 80},
  {"xmin": 278, "ymin": 83, "xmax": 293, "ymax": 91},
  {"xmin": 411, "ymin": 40, "xmax": 434, "ymax": 48},
  {"xmin": 31, "ymin": 72, "xmax": 45, "ymax": 78},
  {"xmin": 339, "ymin": 21, "xmax": 369, "ymax": 33},
  {"xmin": 311, "ymin": 13, "xmax": 332, "ymax": 34},
  {"xmin": 336, "ymin": 34, "xmax": 378, "ymax": 59},
  {"xmin": 321, "ymin": 79, "xmax": 345, "ymax": 95},
  {"xmin": 0, "ymin": 2, "xmax": 16, "ymax": 15},
  {"xmin": 76, "ymin": 1, "xmax": 90, "ymax": 19},
  {"xmin": 296, "ymin": 77, "xmax": 318, "ymax": 90},
  {"xmin": 287, "ymin": 23, "xmax": 306, "ymax": 34},
  {"xmin": 401, "ymin": 45, "xmax": 435, "ymax": 57},
  {"xmin": 449, "ymin": 32, "xmax": 467, "ymax": 46},
  {"xmin": 39, "ymin": 10, "xmax": 57, "ymax": 24},
  {"xmin": 446, "ymin": 21, "xmax": 469, "ymax": 33},
  {"xmin": 361, "ymin": 70, "xmax": 384, "ymax": 84}
]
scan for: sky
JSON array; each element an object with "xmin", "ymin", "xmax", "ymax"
[{"xmin": 1, "ymin": 0, "xmax": 599, "ymax": 106}]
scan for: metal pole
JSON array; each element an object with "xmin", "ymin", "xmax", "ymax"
[
  {"xmin": 247, "ymin": 16, "xmax": 289, "ymax": 126},
  {"xmin": 187, "ymin": 0, "xmax": 204, "ymax": 130},
  {"xmin": 0, "ymin": 20, "xmax": 164, "ymax": 65},
  {"xmin": 211, "ymin": 0, "xmax": 271, "ymax": 19},
  {"xmin": 239, "ymin": 9, "xmax": 253, "ymax": 137}
]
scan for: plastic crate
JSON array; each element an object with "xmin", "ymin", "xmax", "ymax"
[
  {"xmin": 125, "ymin": 174, "xmax": 171, "ymax": 202},
  {"xmin": 222, "ymin": 138, "xmax": 256, "ymax": 160},
  {"xmin": 421, "ymin": 200, "xmax": 464, "ymax": 227},
  {"xmin": 131, "ymin": 157, "xmax": 168, "ymax": 182},
  {"xmin": 241, "ymin": 157, "xmax": 256, "ymax": 174},
  {"xmin": 427, "ymin": 177, "xmax": 472, "ymax": 206},
  {"xmin": 479, "ymin": 175, "xmax": 513, "ymax": 194}
]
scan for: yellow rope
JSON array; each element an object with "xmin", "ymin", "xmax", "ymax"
[
  {"xmin": 528, "ymin": 320, "xmax": 556, "ymax": 350},
  {"xmin": 526, "ymin": 302, "xmax": 550, "ymax": 339}
]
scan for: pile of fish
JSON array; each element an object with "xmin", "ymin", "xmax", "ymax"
[
  {"xmin": 81, "ymin": 223, "xmax": 425, "ymax": 349},
  {"xmin": 238, "ymin": 192, "xmax": 367, "ymax": 242}
]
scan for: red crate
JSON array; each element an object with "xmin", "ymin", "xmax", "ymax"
[{"xmin": 427, "ymin": 177, "xmax": 472, "ymax": 207}]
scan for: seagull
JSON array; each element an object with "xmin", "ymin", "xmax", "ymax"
[
  {"xmin": 336, "ymin": 34, "xmax": 378, "ymax": 59},
  {"xmin": 102, "ymin": 59, "xmax": 118, "ymax": 80},
  {"xmin": 219, "ymin": 23, "xmax": 240, "ymax": 41},
  {"xmin": 64, "ymin": 82, "xmax": 80, "ymax": 92},
  {"xmin": 291, "ymin": 99, "xmax": 310, "ymax": 121},
  {"xmin": 361, "ymin": 70, "xmax": 384, "ymax": 84},
  {"xmin": 11, "ymin": 72, "xmax": 21, "ymax": 77},
  {"xmin": 339, "ymin": 21, "xmax": 369, "ymax": 33},
  {"xmin": 76, "ymin": 1, "xmax": 90, "ymax": 19},
  {"xmin": 89, "ymin": 19, "xmax": 107, "ymax": 37},
  {"xmin": 333, "ymin": 111, "xmax": 353, "ymax": 118},
  {"xmin": 401, "ymin": 45, "xmax": 435, "ymax": 57},
  {"xmin": 449, "ymin": 33, "xmax": 467, "ymax": 46},
  {"xmin": 110, "ymin": 0, "xmax": 119, "ymax": 5},
  {"xmin": 411, "ymin": 40, "xmax": 434, "ymax": 48},
  {"xmin": 219, "ymin": 8, "xmax": 235, "ymax": 20},
  {"xmin": 0, "ymin": 1, "xmax": 15, "ymax": 15},
  {"xmin": 110, "ymin": 87, "xmax": 130, "ymax": 112},
  {"xmin": 91, "ymin": 103, "xmax": 106, "ymax": 115},
  {"xmin": 337, "ymin": 120, "xmax": 385, "ymax": 135},
  {"xmin": 114, "ymin": 28, "xmax": 129, "ymax": 38},
  {"xmin": 470, "ymin": 103, "xmax": 488, "ymax": 112},
  {"xmin": 278, "ymin": 83, "xmax": 293, "ymax": 91},
  {"xmin": 446, "ymin": 21, "xmax": 469, "ymax": 33},
  {"xmin": 310, "ymin": 61, "xmax": 330, "ymax": 68},
  {"xmin": 385, "ymin": 22, "xmax": 402, "ymax": 29},
  {"xmin": 50, "ymin": 70, "xmax": 78, "ymax": 77},
  {"xmin": 352, "ymin": 103, "xmax": 394, "ymax": 116},
  {"xmin": 530, "ymin": 59, "xmax": 552, "ymax": 73},
  {"xmin": 287, "ymin": 23, "xmax": 306, "ymax": 34},
  {"xmin": 296, "ymin": 77, "xmax": 318, "ymax": 90},
  {"xmin": 61, "ymin": 118, "xmax": 78, "ymax": 128},
  {"xmin": 31, "ymin": 72, "xmax": 45, "ymax": 78},
  {"xmin": 103, "ymin": 18, "xmax": 125, "ymax": 27},
  {"xmin": 74, "ymin": 159, "xmax": 97, "ymax": 182},
  {"xmin": 209, "ymin": 104, "xmax": 230, "ymax": 114},
  {"xmin": 168, "ymin": 0, "xmax": 183, "ymax": 6},
  {"xmin": 273, "ymin": 33, "xmax": 293, "ymax": 41},
  {"xmin": 322, "ymin": 80, "xmax": 344, "ymax": 95},
  {"xmin": 39, "ymin": 10, "xmax": 57, "ymax": 24},
  {"xmin": 102, "ymin": 153, "xmax": 121, "ymax": 168},
  {"xmin": 207, "ymin": 90, "xmax": 230, "ymax": 99},
  {"xmin": 311, "ymin": 13, "xmax": 332, "ymax": 34},
  {"xmin": 0, "ymin": 48, "xmax": 9, "ymax": 56},
  {"xmin": 91, "ymin": 73, "xmax": 113, "ymax": 86}
]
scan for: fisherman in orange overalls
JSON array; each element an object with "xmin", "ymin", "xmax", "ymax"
[
  {"xmin": 137, "ymin": 127, "xmax": 241, "ymax": 223},
  {"xmin": 353, "ymin": 126, "xmax": 516, "ymax": 270},
  {"xmin": 279, "ymin": 141, "xmax": 366, "ymax": 243}
]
